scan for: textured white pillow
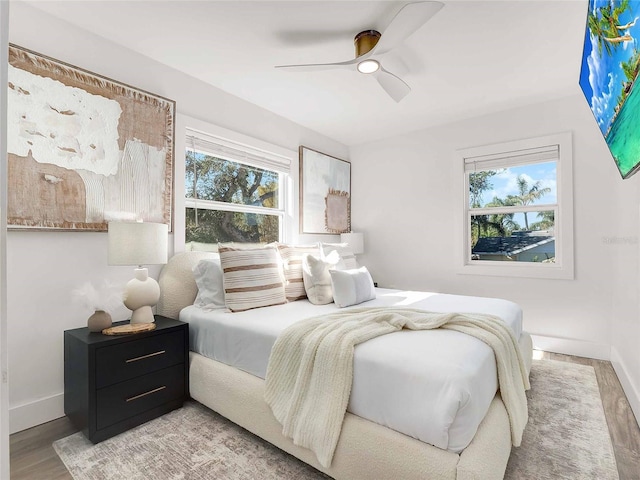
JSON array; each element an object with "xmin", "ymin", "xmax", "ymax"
[
  {"xmin": 276, "ymin": 243, "xmax": 320, "ymax": 301},
  {"xmin": 192, "ymin": 256, "xmax": 226, "ymax": 308},
  {"xmin": 321, "ymin": 242, "xmax": 358, "ymax": 270},
  {"xmin": 329, "ymin": 266, "xmax": 376, "ymax": 308},
  {"xmin": 302, "ymin": 252, "xmax": 339, "ymax": 305},
  {"xmin": 218, "ymin": 245, "xmax": 286, "ymax": 312}
]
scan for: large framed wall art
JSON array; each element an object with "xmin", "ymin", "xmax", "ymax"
[
  {"xmin": 299, "ymin": 146, "xmax": 351, "ymax": 234},
  {"xmin": 7, "ymin": 44, "xmax": 175, "ymax": 231}
]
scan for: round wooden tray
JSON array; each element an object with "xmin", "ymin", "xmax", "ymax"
[{"xmin": 102, "ymin": 323, "xmax": 156, "ymax": 335}]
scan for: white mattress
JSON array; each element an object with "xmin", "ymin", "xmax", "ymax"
[{"xmin": 180, "ymin": 288, "xmax": 523, "ymax": 453}]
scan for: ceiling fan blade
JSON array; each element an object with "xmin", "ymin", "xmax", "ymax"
[
  {"xmin": 275, "ymin": 57, "xmax": 360, "ymax": 72},
  {"xmin": 375, "ymin": 67, "xmax": 411, "ymax": 102},
  {"xmin": 373, "ymin": 1, "xmax": 444, "ymax": 56}
]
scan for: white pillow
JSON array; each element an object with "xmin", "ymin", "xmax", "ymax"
[
  {"xmin": 192, "ymin": 256, "xmax": 226, "ymax": 308},
  {"xmin": 302, "ymin": 252, "xmax": 339, "ymax": 305},
  {"xmin": 218, "ymin": 245, "xmax": 286, "ymax": 312},
  {"xmin": 329, "ymin": 266, "xmax": 376, "ymax": 308},
  {"xmin": 321, "ymin": 242, "xmax": 357, "ymax": 270}
]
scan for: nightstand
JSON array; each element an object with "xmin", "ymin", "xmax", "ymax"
[{"xmin": 64, "ymin": 315, "xmax": 188, "ymax": 443}]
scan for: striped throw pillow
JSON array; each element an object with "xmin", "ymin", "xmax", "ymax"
[
  {"xmin": 276, "ymin": 243, "xmax": 320, "ymax": 301},
  {"xmin": 218, "ymin": 246, "xmax": 286, "ymax": 312}
]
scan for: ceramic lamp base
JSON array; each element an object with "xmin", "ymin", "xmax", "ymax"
[
  {"xmin": 123, "ymin": 267, "xmax": 160, "ymax": 324},
  {"xmin": 130, "ymin": 305, "xmax": 155, "ymax": 324}
]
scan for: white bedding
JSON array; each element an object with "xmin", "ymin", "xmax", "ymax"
[{"xmin": 180, "ymin": 288, "xmax": 523, "ymax": 453}]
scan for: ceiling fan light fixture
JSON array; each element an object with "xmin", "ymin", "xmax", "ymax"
[{"xmin": 357, "ymin": 59, "xmax": 380, "ymax": 74}]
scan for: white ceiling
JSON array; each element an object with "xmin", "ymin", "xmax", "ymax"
[{"xmin": 24, "ymin": 1, "xmax": 587, "ymax": 146}]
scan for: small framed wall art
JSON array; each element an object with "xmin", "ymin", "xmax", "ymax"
[
  {"xmin": 299, "ymin": 146, "xmax": 351, "ymax": 234},
  {"xmin": 7, "ymin": 44, "xmax": 175, "ymax": 231}
]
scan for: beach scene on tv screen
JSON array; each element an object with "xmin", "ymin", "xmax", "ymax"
[{"xmin": 580, "ymin": 0, "xmax": 640, "ymax": 178}]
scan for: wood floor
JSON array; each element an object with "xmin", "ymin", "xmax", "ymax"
[{"xmin": 9, "ymin": 352, "xmax": 640, "ymax": 480}]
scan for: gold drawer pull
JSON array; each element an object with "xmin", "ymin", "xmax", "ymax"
[
  {"xmin": 126, "ymin": 386, "xmax": 166, "ymax": 402},
  {"xmin": 125, "ymin": 350, "xmax": 166, "ymax": 363}
]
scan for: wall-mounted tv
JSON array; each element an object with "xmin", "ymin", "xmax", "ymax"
[{"xmin": 579, "ymin": 0, "xmax": 640, "ymax": 179}]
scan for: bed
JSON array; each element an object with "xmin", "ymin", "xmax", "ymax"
[{"xmin": 157, "ymin": 251, "xmax": 533, "ymax": 480}]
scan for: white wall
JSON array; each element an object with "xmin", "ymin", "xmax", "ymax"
[
  {"xmin": 349, "ymin": 93, "xmax": 639, "ymax": 423},
  {"xmin": 610, "ymin": 155, "xmax": 640, "ymax": 424},
  {"xmin": 1, "ymin": 0, "xmax": 10, "ymax": 475},
  {"xmin": 7, "ymin": 2, "xmax": 348, "ymax": 433}
]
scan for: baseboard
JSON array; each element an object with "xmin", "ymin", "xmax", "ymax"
[
  {"xmin": 610, "ymin": 346, "xmax": 640, "ymax": 428},
  {"xmin": 10, "ymin": 392, "xmax": 64, "ymax": 434},
  {"xmin": 530, "ymin": 334, "xmax": 611, "ymax": 361}
]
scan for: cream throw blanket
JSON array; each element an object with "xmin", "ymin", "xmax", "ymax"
[{"xmin": 264, "ymin": 307, "xmax": 530, "ymax": 468}]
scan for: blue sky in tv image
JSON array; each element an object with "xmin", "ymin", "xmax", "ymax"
[{"xmin": 579, "ymin": 0, "xmax": 640, "ymax": 135}]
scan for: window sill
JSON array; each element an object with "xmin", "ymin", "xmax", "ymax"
[{"xmin": 457, "ymin": 261, "xmax": 574, "ymax": 280}]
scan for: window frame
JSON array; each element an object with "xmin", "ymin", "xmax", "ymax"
[
  {"xmin": 174, "ymin": 115, "xmax": 295, "ymax": 252},
  {"xmin": 455, "ymin": 132, "xmax": 574, "ymax": 279},
  {"xmin": 184, "ymin": 143, "xmax": 286, "ymax": 243}
]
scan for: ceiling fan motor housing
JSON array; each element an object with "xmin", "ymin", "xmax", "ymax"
[{"xmin": 354, "ymin": 30, "xmax": 381, "ymax": 57}]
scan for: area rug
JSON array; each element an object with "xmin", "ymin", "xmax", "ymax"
[
  {"xmin": 505, "ymin": 359, "xmax": 618, "ymax": 479},
  {"xmin": 54, "ymin": 359, "xmax": 619, "ymax": 480}
]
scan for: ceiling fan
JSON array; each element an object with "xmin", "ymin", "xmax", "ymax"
[{"xmin": 275, "ymin": 2, "xmax": 444, "ymax": 103}]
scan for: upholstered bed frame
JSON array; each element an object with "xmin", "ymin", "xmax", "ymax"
[{"xmin": 157, "ymin": 251, "xmax": 533, "ymax": 480}]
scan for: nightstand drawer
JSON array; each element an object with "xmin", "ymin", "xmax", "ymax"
[
  {"xmin": 96, "ymin": 364, "xmax": 185, "ymax": 430},
  {"xmin": 95, "ymin": 331, "xmax": 185, "ymax": 388}
]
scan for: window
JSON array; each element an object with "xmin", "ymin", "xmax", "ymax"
[
  {"xmin": 185, "ymin": 129, "xmax": 290, "ymax": 245},
  {"xmin": 456, "ymin": 132, "xmax": 573, "ymax": 279}
]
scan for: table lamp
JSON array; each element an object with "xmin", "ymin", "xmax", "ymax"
[{"xmin": 108, "ymin": 221, "xmax": 168, "ymax": 324}]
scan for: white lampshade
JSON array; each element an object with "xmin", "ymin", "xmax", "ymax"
[
  {"xmin": 341, "ymin": 232, "xmax": 364, "ymax": 255},
  {"xmin": 108, "ymin": 222, "xmax": 168, "ymax": 266},
  {"xmin": 108, "ymin": 221, "xmax": 168, "ymax": 324}
]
